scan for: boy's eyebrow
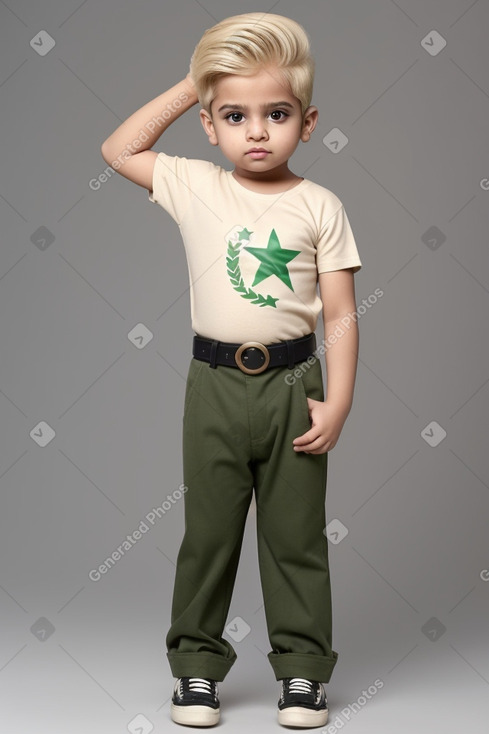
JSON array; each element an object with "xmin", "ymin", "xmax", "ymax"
[{"xmin": 217, "ymin": 101, "xmax": 295, "ymax": 113}]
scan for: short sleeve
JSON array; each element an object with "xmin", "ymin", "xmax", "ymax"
[
  {"xmin": 148, "ymin": 151, "xmax": 218, "ymax": 225},
  {"xmin": 316, "ymin": 202, "xmax": 362, "ymax": 274}
]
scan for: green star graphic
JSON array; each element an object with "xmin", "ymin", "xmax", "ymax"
[
  {"xmin": 243, "ymin": 229, "xmax": 300, "ymax": 291},
  {"xmin": 237, "ymin": 227, "xmax": 253, "ymax": 241}
]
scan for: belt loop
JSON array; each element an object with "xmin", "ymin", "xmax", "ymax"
[
  {"xmin": 209, "ymin": 339, "xmax": 219, "ymax": 369},
  {"xmin": 285, "ymin": 339, "xmax": 295, "ymax": 369}
]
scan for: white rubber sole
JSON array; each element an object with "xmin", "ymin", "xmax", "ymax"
[
  {"xmin": 278, "ymin": 705, "xmax": 329, "ymax": 728},
  {"xmin": 171, "ymin": 703, "xmax": 220, "ymax": 727}
]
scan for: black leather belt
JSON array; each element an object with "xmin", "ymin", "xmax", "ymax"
[{"xmin": 192, "ymin": 332, "xmax": 316, "ymax": 374}]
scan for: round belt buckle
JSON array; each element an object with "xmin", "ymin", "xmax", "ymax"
[{"xmin": 235, "ymin": 341, "xmax": 270, "ymax": 374}]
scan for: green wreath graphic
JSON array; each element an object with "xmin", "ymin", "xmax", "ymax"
[{"xmin": 226, "ymin": 233, "xmax": 278, "ymax": 308}]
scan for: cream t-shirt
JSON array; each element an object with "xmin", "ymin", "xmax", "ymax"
[{"xmin": 148, "ymin": 151, "xmax": 362, "ymax": 344}]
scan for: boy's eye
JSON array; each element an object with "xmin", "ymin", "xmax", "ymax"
[
  {"xmin": 226, "ymin": 112, "xmax": 244, "ymax": 123},
  {"xmin": 269, "ymin": 110, "xmax": 288, "ymax": 120}
]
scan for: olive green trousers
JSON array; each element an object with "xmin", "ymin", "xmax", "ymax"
[{"xmin": 165, "ymin": 352, "xmax": 338, "ymax": 683}]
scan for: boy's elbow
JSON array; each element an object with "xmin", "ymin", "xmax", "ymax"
[
  {"xmin": 100, "ymin": 141, "xmax": 112, "ymax": 164},
  {"xmin": 101, "ymin": 138, "xmax": 120, "ymax": 164}
]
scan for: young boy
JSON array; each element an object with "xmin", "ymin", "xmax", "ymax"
[{"xmin": 101, "ymin": 12, "xmax": 362, "ymax": 729}]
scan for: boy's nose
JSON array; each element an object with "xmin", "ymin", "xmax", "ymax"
[{"xmin": 246, "ymin": 122, "xmax": 268, "ymax": 140}]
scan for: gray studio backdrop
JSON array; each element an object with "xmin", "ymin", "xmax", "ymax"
[{"xmin": 1, "ymin": 1, "xmax": 488, "ymax": 732}]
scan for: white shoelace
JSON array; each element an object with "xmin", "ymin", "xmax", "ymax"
[
  {"xmin": 187, "ymin": 677, "xmax": 215, "ymax": 695},
  {"xmin": 288, "ymin": 677, "xmax": 314, "ymax": 695}
]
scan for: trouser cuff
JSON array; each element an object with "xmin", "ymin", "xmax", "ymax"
[
  {"xmin": 167, "ymin": 651, "xmax": 237, "ymax": 682},
  {"xmin": 268, "ymin": 651, "xmax": 339, "ymax": 683}
]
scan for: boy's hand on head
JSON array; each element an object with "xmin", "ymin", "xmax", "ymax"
[{"xmin": 292, "ymin": 399, "xmax": 350, "ymax": 454}]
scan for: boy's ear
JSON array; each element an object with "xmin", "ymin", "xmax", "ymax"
[
  {"xmin": 300, "ymin": 105, "xmax": 319, "ymax": 142},
  {"xmin": 199, "ymin": 109, "xmax": 219, "ymax": 146}
]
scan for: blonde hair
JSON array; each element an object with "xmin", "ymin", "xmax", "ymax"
[{"xmin": 189, "ymin": 12, "xmax": 315, "ymax": 116}]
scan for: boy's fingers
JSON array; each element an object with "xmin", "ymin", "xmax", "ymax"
[
  {"xmin": 293, "ymin": 428, "xmax": 319, "ymax": 445},
  {"xmin": 294, "ymin": 435, "xmax": 327, "ymax": 452}
]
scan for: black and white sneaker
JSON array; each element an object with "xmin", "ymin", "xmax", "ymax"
[
  {"xmin": 277, "ymin": 677, "xmax": 329, "ymax": 728},
  {"xmin": 171, "ymin": 676, "xmax": 220, "ymax": 727}
]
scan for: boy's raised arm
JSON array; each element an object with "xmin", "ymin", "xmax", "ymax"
[{"xmin": 100, "ymin": 74, "xmax": 198, "ymax": 191}]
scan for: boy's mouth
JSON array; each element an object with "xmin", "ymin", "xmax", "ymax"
[{"xmin": 246, "ymin": 148, "xmax": 270, "ymax": 159}]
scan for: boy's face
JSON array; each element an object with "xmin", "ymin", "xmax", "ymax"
[{"xmin": 199, "ymin": 65, "xmax": 318, "ymax": 181}]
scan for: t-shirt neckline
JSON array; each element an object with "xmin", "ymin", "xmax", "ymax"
[{"xmin": 227, "ymin": 170, "xmax": 309, "ymax": 198}]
